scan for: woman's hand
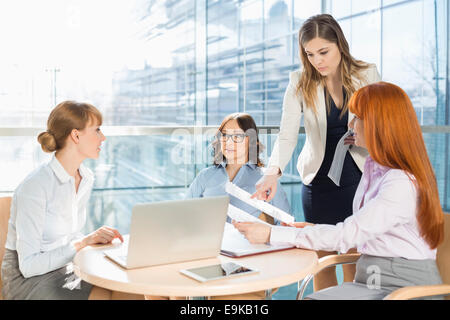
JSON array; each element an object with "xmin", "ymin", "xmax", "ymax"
[
  {"xmin": 281, "ymin": 221, "xmax": 315, "ymax": 228},
  {"xmin": 251, "ymin": 167, "xmax": 280, "ymax": 201},
  {"xmin": 232, "ymin": 221, "xmax": 271, "ymax": 244},
  {"xmin": 75, "ymin": 226, "xmax": 124, "ymax": 251},
  {"xmin": 344, "ymin": 135, "xmax": 356, "ymax": 146}
]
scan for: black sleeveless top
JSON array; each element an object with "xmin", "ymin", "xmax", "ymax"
[{"xmin": 311, "ymin": 88, "xmax": 362, "ymax": 187}]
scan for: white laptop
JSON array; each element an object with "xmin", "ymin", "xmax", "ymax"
[{"xmin": 103, "ymin": 196, "xmax": 229, "ymax": 269}]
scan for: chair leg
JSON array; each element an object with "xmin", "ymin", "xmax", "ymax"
[{"xmin": 297, "ymin": 274, "xmax": 314, "ymax": 300}]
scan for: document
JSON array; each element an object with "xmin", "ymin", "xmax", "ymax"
[
  {"xmin": 227, "ymin": 204, "xmax": 271, "ymax": 226},
  {"xmin": 328, "ymin": 129, "xmax": 353, "ymax": 186},
  {"xmin": 220, "ymin": 223, "xmax": 294, "ymax": 258},
  {"xmin": 225, "ymin": 182, "xmax": 295, "ymax": 224}
]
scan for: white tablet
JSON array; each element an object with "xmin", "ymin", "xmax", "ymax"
[{"xmin": 180, "ymin": 262, "xmax": 258, "ymax": 282}]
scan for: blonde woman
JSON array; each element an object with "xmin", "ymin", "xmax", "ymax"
[
  {"xmin": 251, "ymin": 14, "xmax": 381, "ymax": 291},
  {"xmin": 1, "ymin": 101, "xmax": 135, "ymax": 300}
]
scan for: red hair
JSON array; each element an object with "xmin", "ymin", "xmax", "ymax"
[{"xmin": 348, "ymin": 82, "xmax": 444, "ymax": 249}]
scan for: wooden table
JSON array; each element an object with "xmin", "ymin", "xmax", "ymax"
[{"xmin": 73, "ymin": 237, "xmax": 318, "ymax": 299}]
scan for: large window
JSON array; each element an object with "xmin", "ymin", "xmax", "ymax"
[{"xmin": 0, "ymin": 0, "xmax": 449, "ymax": 299}]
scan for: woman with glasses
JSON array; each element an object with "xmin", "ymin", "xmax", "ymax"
[
  {"xmin": 186, "ymin": 112, "xmax": 291, "ymax": 226},
  {"xmin": 250, "ymin": 14, "xmax": 381, "ymax": 291},
  {"xmin": 185, "ymin": 112, "xmax": 291, "ymax": 300}
]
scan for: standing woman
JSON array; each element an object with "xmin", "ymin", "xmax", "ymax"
[
  {"xmin": 251, "ymin": 14, "xmax": 381, "ymax": 291},
  {"xmin": 1, "ymin": 101, "xmax": 128, "ymax": 300}
]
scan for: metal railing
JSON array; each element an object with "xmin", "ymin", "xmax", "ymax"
[{"xmin": 1, "ymin": 125, "xmax": 450, "ymax": 136}]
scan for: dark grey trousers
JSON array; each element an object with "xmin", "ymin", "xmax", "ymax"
[
  {"xmin": 306, "ymin": 254, "xmax": 444, "ymax": 300},
  {"xmin": 1, "ymin": 249, "xmax": 93, "ymax": 300}
]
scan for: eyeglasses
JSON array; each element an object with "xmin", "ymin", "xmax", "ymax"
[{"xmin": 219, "ymin": 132, "xmax": 247, "ymax": 143}]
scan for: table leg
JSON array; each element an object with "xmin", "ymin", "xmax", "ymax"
[
  {"xmin": 265, "ymin": 289, "xmax": 272, "ymax": 300},
  {"xmin": 187, "ymin": 296, "xmax": 209, "ymax": 300}
]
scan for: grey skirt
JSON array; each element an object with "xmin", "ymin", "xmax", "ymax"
[
  {"xmin": 307, "ymin": 254, "xmax": 444, "ymax": 300},
  {"xmin": 1, "ymin": 249, "xmax": 93, "ymax": 300}
]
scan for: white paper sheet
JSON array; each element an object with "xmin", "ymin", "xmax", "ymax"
[
  {"xmin": 328, "ymin": 129, "xmax": 353, "ymax": 186},
  {"xmin": 227, "ymin": 204, "xmax": 271, "ymax": 226},
  {"xmin": 220, "ymin": 223, "xmax": 293, "ymax": 257},
  {"xmin": 225, "ymin": 181, "xmax": 295, "ymax": 224}
]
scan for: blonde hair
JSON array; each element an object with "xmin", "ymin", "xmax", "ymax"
[
  {"xmin": 297, "ymin": 14, "xmax": 369, "ymax": 117},
  {"xmin": 37, "ymin": 101, "xmax": 102, "ymax": 153}
]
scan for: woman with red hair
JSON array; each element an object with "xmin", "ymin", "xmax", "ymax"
[{"xmin": 234, "ymin": 82, "xmax": 445, "ymax": 299}]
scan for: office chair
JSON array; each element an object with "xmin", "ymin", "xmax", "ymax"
[
  {"xmin": 297, "ymin": 213, "xmax": 450, "ymax": 300},
  {"xmin": 0, "ymin": 197, "xmax": 12, "ymax": 300}
]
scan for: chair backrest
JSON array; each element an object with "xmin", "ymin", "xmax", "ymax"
[
  {"xmin": 436, "ymin": 213, "xmax": 450, "ymax": 286},
  {"xmin": 0, "ymin": 197, "xmax": 12, "ymax": 300}
]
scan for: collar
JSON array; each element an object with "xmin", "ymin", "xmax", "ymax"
[
  {"xmin": 49, "ymin": 154, "xmax": 93, "ymax": 184},
  {"xmin": 218, "ymin": 161, "xmax": 257, "ymax": 170},
  {"xmin": 364, "ymin": 156, "xmax": 390, "ymax": 177},
  {"xmin": 78, "ymin": 162, "xmax": 94, "ymax": 180}
]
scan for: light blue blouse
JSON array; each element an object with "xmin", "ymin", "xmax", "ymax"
[{"xmin": 186, "ymin": 162, "xmax": 291, "ymax": 225}]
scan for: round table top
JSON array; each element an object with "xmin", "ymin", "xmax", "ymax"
[{"xmin": 73, "ymin": 238, "xmax": 318, "ymax": 297}]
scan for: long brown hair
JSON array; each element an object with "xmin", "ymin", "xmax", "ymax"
[
  {"xmin": 37, "ymin": 101, "xmax": 102, "ymax": 153},
  {"xmin": 212, "ymin": 113, "xmax": 265, "ymax": 167},
  {"xmin": 348, "ymin": 82, "xmax": 444, "ymax": 249},
  {"xmin": 297, "ymin": 14, "xmax": 369, "ymax": 116}
]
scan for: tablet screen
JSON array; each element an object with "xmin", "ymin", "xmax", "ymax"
[{"xmin": 180, "ymin": 262, "xmax": 257, "ymax": 282}]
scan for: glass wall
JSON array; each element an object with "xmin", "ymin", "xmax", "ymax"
[
  {"xmin": 96, "ymin": 0, "xmax": 450, "ymax": 215},
  {"xmin": 0, "ymin": 0, "xmax": 449, "ymax": 299}
]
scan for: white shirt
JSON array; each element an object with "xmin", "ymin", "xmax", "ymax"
[
  {"xmin": 5, "ymin": 155, "xmax": 94, "ymax": 278},
  {"xmin": 270, "ymin": 156, "xmax": 437, "ymax": 260}
]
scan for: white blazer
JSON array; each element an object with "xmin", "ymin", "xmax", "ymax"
[{"xmin": 267, "ymin": 64, "xmax": 381, "ymax": 185}]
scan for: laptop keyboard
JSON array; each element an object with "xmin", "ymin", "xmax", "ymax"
[
  {"xmin": 116, "ymin": 247, "xmax": 128, "ymax": 261},
  {"xmin": 104, "ymin": 246, "xmax": 128, "ymax": 265}
]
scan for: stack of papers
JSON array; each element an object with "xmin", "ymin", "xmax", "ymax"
[
  {"xmin": 227, "ymin": 204, "xmax": 271, "ymax": 226},
  {"xmin": 220, "ymin": 182, "xmax": 296, "ymax": 257},
  {"xmin": 221, "ymin": 223, "xmax": 294, "ymax": 257}
]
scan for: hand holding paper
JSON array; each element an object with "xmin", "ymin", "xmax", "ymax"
[
  {"xmin": 227, "ymin": 204, "xmax": 271, "ymax": 226},
  {"xmin": 232, "ymin": 220, "xmax": 271, "ymax": 244},
  {"xmin": 328, "ymin": 129, "xmax": 353, "ymax": 186},
  {"xmin": 221, "ymin": 222, "xmax": 294, "ymax": 257},
  {"xmin": 225, "ymin": 181, "xmax": 295, "ymax": 224},
  {"xmin": 251, "ymin": 167, "xmax": 280, "ymax": 201}
]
